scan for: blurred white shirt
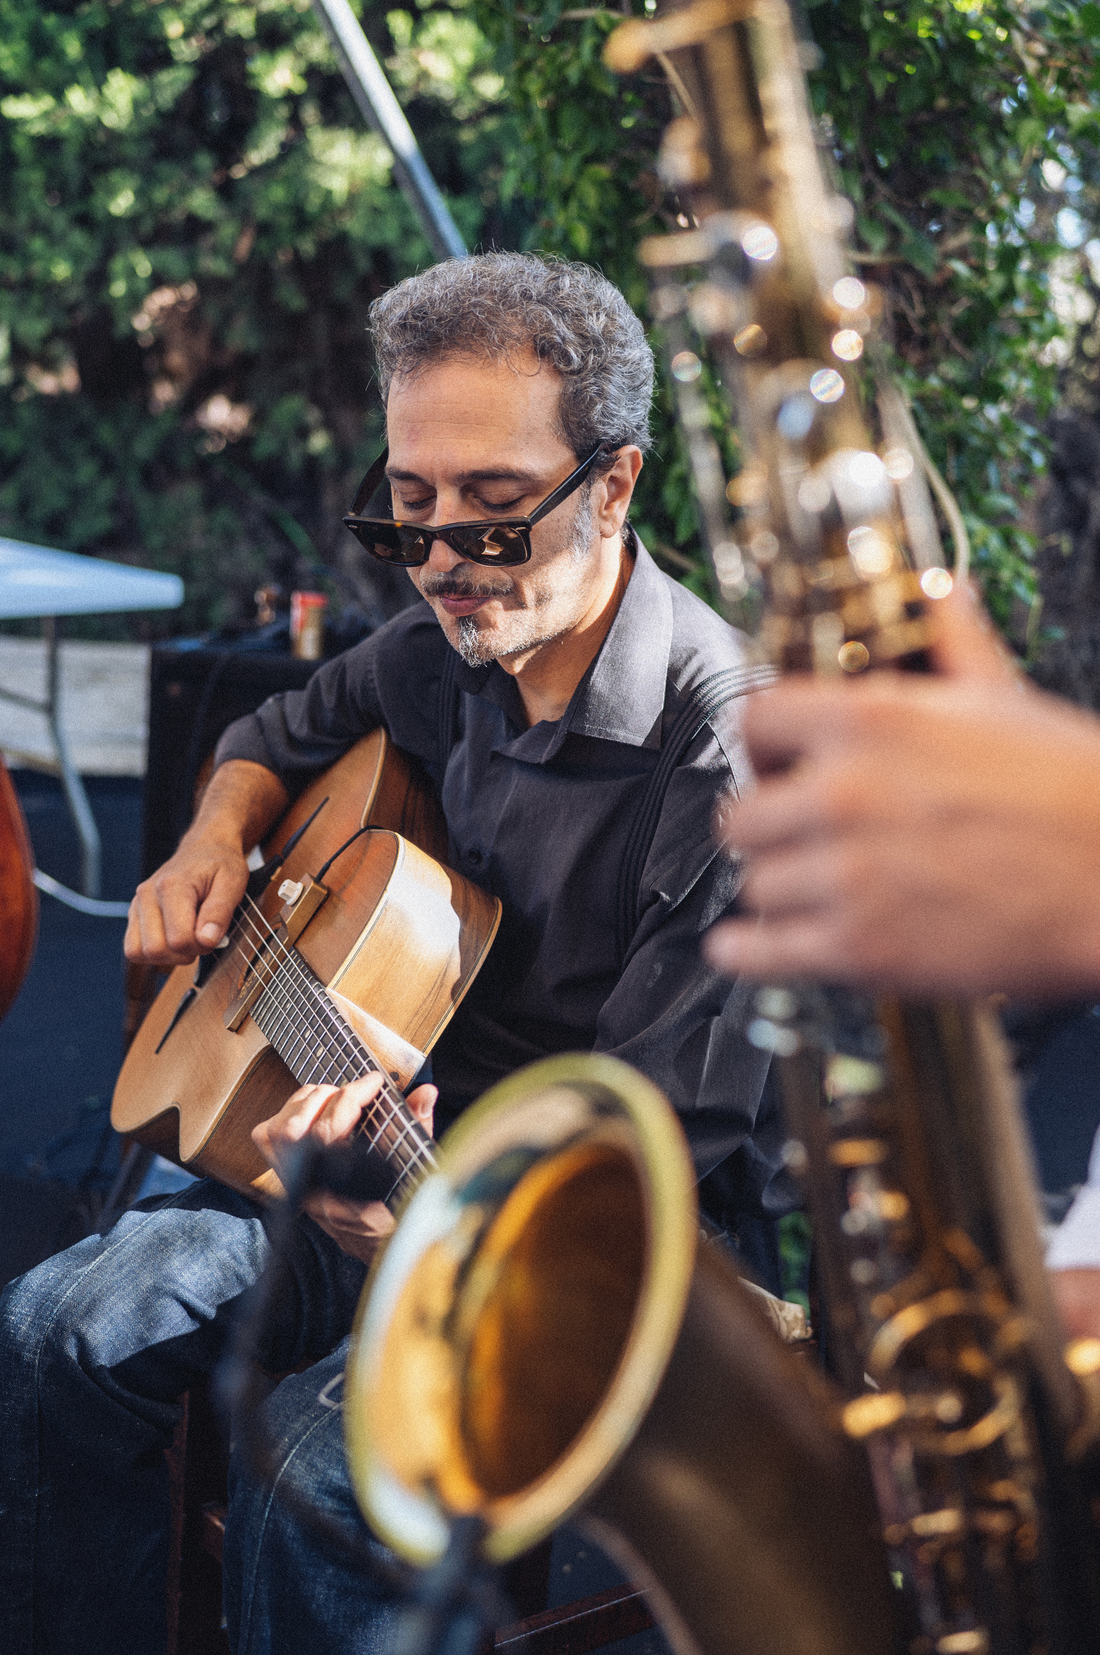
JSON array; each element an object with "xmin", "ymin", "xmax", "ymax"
[{"xmin": 1047, "ymin": 1126, "xmax": 1100, "ymax": 1270}]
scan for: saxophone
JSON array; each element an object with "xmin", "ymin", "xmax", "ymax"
[
  {"xmin": 335, "ymin": 10, "xmax": 1100, "ymax": 1655},
  {"xmin": 343, "ymin": 1052, "xmax": 900, "ymax": 1655},
  {"xmin": 604, "ymin": 3, "xmax": 1100, "ymax": 1652}
]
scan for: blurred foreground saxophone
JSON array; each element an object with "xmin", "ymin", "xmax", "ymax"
[
  {"xmin": 605, "ymin": 4, "xmax": 1100, "ymax": 1652},
  {"xmin": 344, "ymin": 1053, "xmax": 899, "ymax": 1655},
  {"xmin": 338, "ymin": 12, "xmax": 1100, "ymax": 1655}
]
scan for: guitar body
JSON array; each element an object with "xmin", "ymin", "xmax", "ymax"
[
  {"xmin": 0, "ymin": 756, "xmax": 36, "ymax": 1023},
  {"xmin": 112, "ymin": 731, "xmax": 500, "ymax": 1199}
]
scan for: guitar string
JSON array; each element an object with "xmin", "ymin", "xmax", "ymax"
[
  {"xmin": 225, "ymin": 906, "xmax": 336, "ymax": 1071},
  {"xmin": 232, "ymin": 899, "xmax": 399, "ymax": 1100},
  {"xmin": 240, "ymin": 915, "xmax": 436, "ymax": 1187},
  {"xmin": 225, "ymin": 895, "xmax": 437, "ymax": 1187},
  {"xmin": 217, "ymin": 896, "xmax": 434, "ymax": 1189},
  {"xmin": 249, "ymin": 937, "xmax": 433, "ymax": 1182},
  {"xmin": 228, "ymin": 888, "xmax": 430, "ymax": 1169},
  {"xmin": 236, "ymin": 917, "xmax": 437, "ymax": 1194},
  {"xmin": 234, "ymin": 897, "xmax": 404, "ymax": 1111},
  {"xmin": 254, "ymin": 946, "xmax": 356, "ymax": 1088}
]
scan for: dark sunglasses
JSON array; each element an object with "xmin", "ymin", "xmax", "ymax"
[{"xmin": 342, "ymin": 443, "xmax": 612, "ymax": 567}]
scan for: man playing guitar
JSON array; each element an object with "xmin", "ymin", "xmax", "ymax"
[{"xmin": 0, "ymin": 253, "xmax": 784, "ymax": 1655}]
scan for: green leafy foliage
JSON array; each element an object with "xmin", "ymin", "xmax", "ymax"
[
  {"xmin": 471, "ymin": 0, "xmax": 1100, "ymax": 626},
  {"xmin": 0, "ymin": 0, "xmax": 525, "ymax": 635},
  {"xmin": 468, "ymin": 1, "xmax": 691, "ymax": 571},
  {"xmin": 806, "ymin": 0, "xmax": 1099, "ymax": 623},
  {"xmin": 2, "ymin": 0, "xmax": 1099, "ymax": 636}
]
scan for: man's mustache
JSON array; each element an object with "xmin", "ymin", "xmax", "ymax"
[{"xmin": 420, "ymin": 573, "xmax": 514, "ymax": 601}]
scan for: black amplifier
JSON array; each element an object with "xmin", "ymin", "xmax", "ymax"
[{"xmin": 141, "ymin": 644, "xmax": 317, "ymax": 880}]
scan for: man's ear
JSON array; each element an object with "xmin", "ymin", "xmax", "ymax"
[{"xmin": 594, "ymin": 447, "xmax": 644, "ymax": 540}]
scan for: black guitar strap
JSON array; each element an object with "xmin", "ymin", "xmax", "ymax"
[{"xmin": 614, "ymin": 662, "xmax": 777, "ymax": 967}]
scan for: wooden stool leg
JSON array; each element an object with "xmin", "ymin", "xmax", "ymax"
[
  {"xmin": 165, "ymin": 1395, "xmax": 189, "ymax": 1655},
  {"xmin": 166, "ymin": 1384, "xmax": 230, "ymax": 1655}
]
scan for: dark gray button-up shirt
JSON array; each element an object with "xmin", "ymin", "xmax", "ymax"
[{"xmin": 217, "ymin": 543, "xmax": 783, "ymax": 1206}]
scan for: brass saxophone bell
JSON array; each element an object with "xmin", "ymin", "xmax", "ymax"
[{"xmin": 343, "ymin": 1053, "xmax": 897, "ymax": 1655}]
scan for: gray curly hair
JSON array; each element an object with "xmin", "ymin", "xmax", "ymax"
[{"xmin": 368, "ymin": 252, "xmax": 654, "ymax": 461}]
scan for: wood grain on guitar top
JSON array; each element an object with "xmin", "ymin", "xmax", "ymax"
[{"xmin": 111, "ymin": 730, "xmax": 500, "ymax": 1199}]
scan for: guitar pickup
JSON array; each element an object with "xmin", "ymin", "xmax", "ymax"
[
  {"xmin": 275, "ymin": 875, "xmax": 329, "ymax": 944},
  {"xmin": 224, "ymin": 875, "xmax": 330, "ymax": 1032}
]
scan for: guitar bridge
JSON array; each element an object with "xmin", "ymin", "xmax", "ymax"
[{"xmin": 224, "ymin": 875, "xmax": 330, "ymax": 1032}]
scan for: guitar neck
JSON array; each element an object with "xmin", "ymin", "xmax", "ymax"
[{"xmin": 249, "ymin": 946, "xmax": 437, "ymax": 1208}]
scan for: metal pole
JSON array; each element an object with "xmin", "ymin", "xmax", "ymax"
[
  {"xmin": 310, "ymin": 0, "xmax": 468, "ymax": 263},
  {"xmin": 43, "ymin": 615, "xmax": 102, "ymax": 898}
]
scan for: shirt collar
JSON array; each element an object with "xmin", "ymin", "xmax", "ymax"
[
  {"xmin": 561, "ymin": 533, "xmax": 673, "ymax": 751},
  {"xmin": 448, "ymin": 530, "xmax": 675, "ymax": 759}
]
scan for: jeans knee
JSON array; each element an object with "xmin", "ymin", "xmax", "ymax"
[{"xmin": 0, "ymin": 1249, "xmax": 85, "ymax": 1376}]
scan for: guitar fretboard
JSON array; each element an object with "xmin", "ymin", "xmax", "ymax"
[{"xmin": 247, "ymin": 938, "xmax": 437, "ymax": 1207}]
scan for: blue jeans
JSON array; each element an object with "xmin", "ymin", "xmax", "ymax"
[
  {"xmin": 224, "ymin": 1343, "xmax": 400, "ymax": 1655},
  {"xmin": 0, "ymin": 1179, "xmax": 393, "ymax": 1655}
]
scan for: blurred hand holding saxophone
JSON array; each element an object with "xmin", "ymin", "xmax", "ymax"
[{"xmin": 340, "ymin": 6, "xmax": 1100, "ymax": 1654}]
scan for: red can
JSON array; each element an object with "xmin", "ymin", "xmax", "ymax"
[{"xmin": 290, "ymin": 590, "xmax": 328, "ymax": 660}]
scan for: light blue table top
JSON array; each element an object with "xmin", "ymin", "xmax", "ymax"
[{"xmin": 0, "ymin": 537, "xmax": 183, "ymax": 619}]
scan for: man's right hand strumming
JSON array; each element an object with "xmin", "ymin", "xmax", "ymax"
[{"xmin": 124, "ymin": 759, "xmax": 290, "ymax": 966}]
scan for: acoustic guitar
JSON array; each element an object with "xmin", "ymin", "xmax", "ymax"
[
  {"xmin": 112, "ymin": 731, "xmax": 501, "ymax": 1202},
  {"xmin": 0, "ymin": 755, "xmax": 37, "ymax": 1023}
]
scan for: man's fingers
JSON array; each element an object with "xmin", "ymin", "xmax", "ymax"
[
  {"xmin": 739, "ymin": 596, "xmax": 1018, "ymax": 789},
  {"xmin": 124, "ymin": 890, "xmax": 162, "ymax": 963},
  {"xmin": 740, "ymin": 677, "xmax": 899, "ymax": 782},
  {"xmin": 305, "ymin": 1193, "xmax": 395, "ymax": 1239},
  {"xmin": 252, "ymin": 1083, "xmax": 334, "ymax": 1159},
  {"xmin": 125, "ymin": 882, "xmax": 194, "ymax": 965},
  {"xmin": 314, "ymin": 1084, "xmax": 377, "ymax": 1145},
  {"xmin": 309, "ymin": 1075, "xmax": 435, "ymax": 1148},
  {"xmin": 122, "ymin": 842, "xmax": 251, "ymax": 965},
  {"xmin": 740, "ymin": 678, "xmax": 834, "ymax": 777},
  {"xmin": 704, "ymin": 912, "xmax": 918, "ymax": 993},
  {"xmin": 311, "ymin": 1071, "xmax": 389, "ymax": 1138},
  {"xmin": 253, "ymin": 1073, "xmax": 436, "ymax": 1199},
  {"xmin": 195, "ymin": 862, "xmax": 248, "ymax": 948},
  {"xmin": 929, "ymin": 582, "xmax": 1019, "ymax": 687},
  {"xmin": 405, "ymin": 1083, "xmax": 437, "ymax": 1134},
  {"xmin": 704, "ymin": 913, "xmax": 839, "ymax": 983},
  {"xmin": 253, "ymin": 1071, "xmax": 388, "ymax": 1156},
  {"xmin": 740, "ymin": 845, "xmax": 843, "ymax": 919},
  {"xmin": 124, "ymin": 871, "xmax": 215, "ymax": 965},
  {"xmin": 720, "ymin": 758, "xmax": 885, "ymax": 855},
  {"xmin": 719, "ymin": 783, "xmax": 817, "ymax": 855},
  {"xmin": 1049, "ymin": 1268, "xmax": 1100, "ymax": 1341},
  {"xmin": 158, "ymin": 875, "xmax": 211, "ymax": 959},
  {"xmin": 290, "ymin": 1074, "xmax": 385, "ymax": 1142},
  {"xmin": 123, "ymin": 909, "xmax": 139, "ymax": 962}
]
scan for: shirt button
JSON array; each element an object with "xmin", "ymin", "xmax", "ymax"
[{"xmin": 467, "ymin": 848, "xmax": 483, "ymax": 866}]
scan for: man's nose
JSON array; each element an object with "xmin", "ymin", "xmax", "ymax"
[{"xmin": 425, "ymin": 535, "xmax": 466, "ymax": 573}]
